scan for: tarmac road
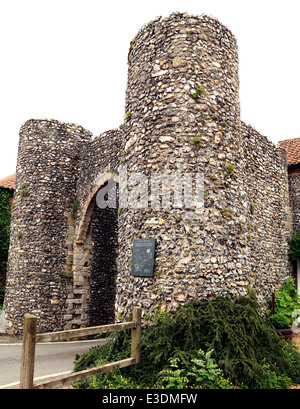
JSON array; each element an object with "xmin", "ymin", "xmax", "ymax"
[{"xmin": 0, "ymin": 338, "xmax": 106, "ymax": 388}]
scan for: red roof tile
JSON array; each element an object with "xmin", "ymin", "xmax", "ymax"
[
  {"xmin": 278, "ymin": 138, "xmax": 300, "ymax": 166},
  {"xmin": 0, "ymin": 173, "xmax": 16, "ymax": 189}
]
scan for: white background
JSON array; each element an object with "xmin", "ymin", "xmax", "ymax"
[{"xmin": 0, "ymin": 0, "xmax": 299, "ymax": 178}]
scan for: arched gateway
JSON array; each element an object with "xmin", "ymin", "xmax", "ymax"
[
  {"xmin": 65, "ymin": 174, "xmax": 119, "ymax": 329},
  {"xmin": 4, "ymin": 120, "xmax": 121, "ymax": 334},
  {"xmin": 3, "ymin": 13, "xmax": 293, "ymax": 335}
]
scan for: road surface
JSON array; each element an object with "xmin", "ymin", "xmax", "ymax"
[{"xmin": 0, "ymin": 338, "xmax": 106, "ymax": 388}]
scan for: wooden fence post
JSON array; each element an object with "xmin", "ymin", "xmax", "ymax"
[
  {"xmin": 131, "ymin": 306, "xmax": 142, "ymax": 364},
  {"xmin": 20, "ymin": 314, "xmax": 37, "ymax": 389}
]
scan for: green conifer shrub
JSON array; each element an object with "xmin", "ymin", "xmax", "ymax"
[{"xmin": 74, "ymin": 293, "xmax": 300, "ymax": 389}]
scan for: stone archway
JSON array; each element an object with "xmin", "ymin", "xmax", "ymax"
[{"xmin": 66, "ymin": 173, "xmax": 119, "ymax": 329}]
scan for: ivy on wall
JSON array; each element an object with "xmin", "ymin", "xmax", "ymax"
[{"xmin": 0, "ymin": 187, "xmax": 13, "ymax": 306}]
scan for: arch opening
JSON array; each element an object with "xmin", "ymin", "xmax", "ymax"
[{"xmin": 67, "ymin": 177, "xmax": 119, "ymax": 329}]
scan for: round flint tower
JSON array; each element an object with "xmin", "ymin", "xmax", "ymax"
[
  {"xmin": 117, "ymin": 12, "xmax": 250, "ymax": 318},
  {"xmin": 4, "ymin": 119, "xmax": 91, "ymax": 334}
]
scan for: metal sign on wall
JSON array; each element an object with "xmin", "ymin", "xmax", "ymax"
[{"xmin": 131, "ymin": 239, "xmax": 156, "ymax": 277}]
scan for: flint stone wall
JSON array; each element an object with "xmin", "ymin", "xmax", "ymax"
[
  {"xmin": 287, "ymin": 169, "xmax": 300, "ymax": 235},
  {"xmin": 3, "ymin": 12, "xmax": 293, "ymax": 334},
  {"xmin": 241, "ymin": 123, "xmax": 292, "ymax": 305},
  {"xmin": 4, "ymin": 119, "xmax": 92, "ymax": 333}
]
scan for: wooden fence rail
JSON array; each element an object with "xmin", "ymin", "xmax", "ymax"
[{"xmin": 19, "ymin": 306, "xmax": 142, "ymax": 389}]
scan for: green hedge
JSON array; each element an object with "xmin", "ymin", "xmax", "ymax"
[{"xmin": 0, "ymin": 187, "xmax": 13, "ymax": 306}]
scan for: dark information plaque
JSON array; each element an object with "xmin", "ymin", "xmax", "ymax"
[{"xmin": 131, "ymin": 239, "xmax": 156, "ymax": 277}]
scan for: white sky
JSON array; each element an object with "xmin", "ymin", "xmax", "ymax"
[{"xmin": 0, "ymin": 0, "xmax": 299, "ymax": 179}]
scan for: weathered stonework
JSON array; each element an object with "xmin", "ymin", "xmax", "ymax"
[
  {"xmin": 3, "ymin": 13, "xmax": 294, "ymax": 334},
  {"xmin": 241, "ymin": 124, "xmax": 291, "ymax": 305},
  {"xmin": 286, "ymin": 170, "xmax": 300, "ymax": 235},
  {"xmin": 277, "ymin": 137, "xmax": 300, "ymax": 294},
  {"xmin": 4, "ymin": 119, "xmax": 92, "ymax": 333}
]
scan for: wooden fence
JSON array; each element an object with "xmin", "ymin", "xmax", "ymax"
[{"xmin": 20, "ymin": 306, "xmax": 142, "ymax": 389}]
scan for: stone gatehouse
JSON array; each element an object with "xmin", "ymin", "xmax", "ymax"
[{"xmin": 3, "ymin": 12, "xmax": 297, "ymax": 334}]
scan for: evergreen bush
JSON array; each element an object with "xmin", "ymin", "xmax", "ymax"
[{"xmin": 74, "ymin": 293, "xmax": 300, "ymax": 389}]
